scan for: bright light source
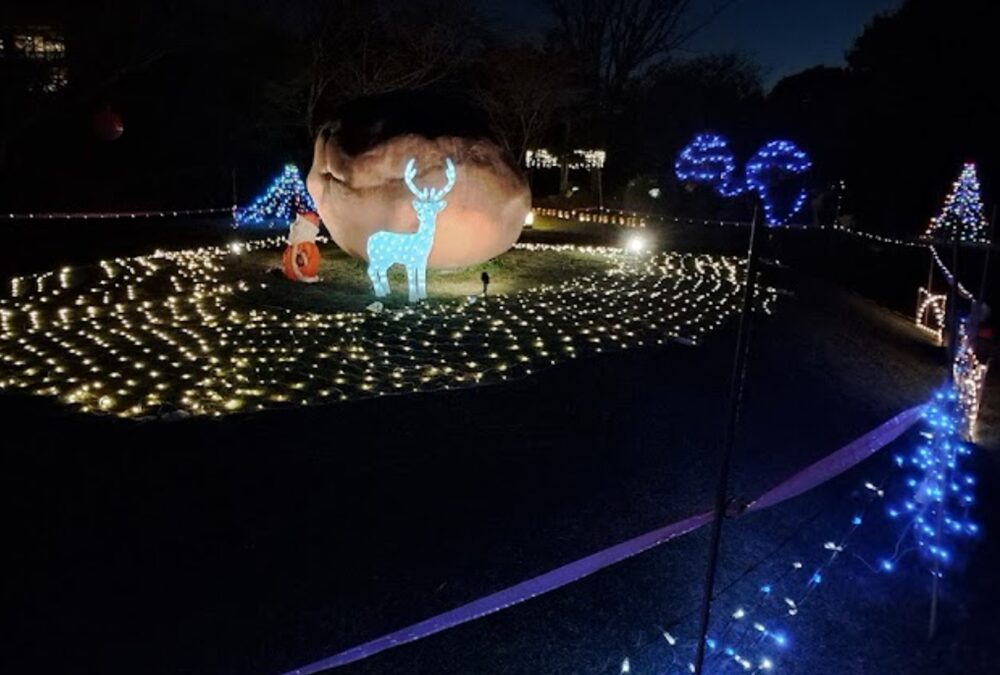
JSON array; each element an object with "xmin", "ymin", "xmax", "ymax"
[
  {"xmin": 524, "ymin": 211, "xmax": 535, "ymax": 226},
  {"xmin": 228, "ymin": 242, "xmax": 244, "ymax": 255},
  {"xmin": 624, "ymin": 233, "xmax": 647, "ymax": 254},
  {"xmin": 648, "ymin": 187, "xmax": 661, "ymax": 199}
]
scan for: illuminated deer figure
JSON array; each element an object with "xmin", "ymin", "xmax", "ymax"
[{"xmin": 366, "ymin": 157, "xmax": 456, "ymax": 302}]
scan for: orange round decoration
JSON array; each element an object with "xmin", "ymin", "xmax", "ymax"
[{"xmin": 282, "ymin": 242, "xmax": 321, "ymax": 282}]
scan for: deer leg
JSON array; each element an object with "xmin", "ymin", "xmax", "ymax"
[
  {"xmin": 380, "ymin": 268, "xmax": 391, "ymax": 297},
  {"xmin": 417, "ymin": 264, "xmax": 428, "ymax": 299},
  {"xmin": 406, "ymin": 265, "xmax": 418, "ymax": 303},
  {"xmin": 369, "ymin": 264, "xmax": 387, "ymax": 297}
]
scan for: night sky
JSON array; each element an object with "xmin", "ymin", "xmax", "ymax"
[{"xmin": 481, "ymin": 0, "xmax": 903, "ymax": 87}]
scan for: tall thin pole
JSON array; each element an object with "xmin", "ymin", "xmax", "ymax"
[
  {"xmin": 927, "ymin": 248, "xmax": 934, "ymax": 291},
  {"xmin": 930, "ymin": 229, "xmax": 962, "ymax": 639},
  {"xmin": 597, "ymin": 167, "xmax": 604, "ymax": 211},
  {"xmin": 978, "ymin": 206, "xmax": 996, "ymax": 302},
  {"xmin": 693, "ymin": 207, "xmax": 761, "ymax": 675}
]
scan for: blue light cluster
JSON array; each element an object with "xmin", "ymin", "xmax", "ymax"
[
  {"xmin": 745, "ymin": 140, "xmax": 812, "ymax": 227},
  {"xmin": 879, "ymin": 388, "xmax": 979, "ymax": 574},
  {"xmin": 674, "ymin": 133, "xmax": 745, "ymax": 197},
  {"xmin": 234, "ymin": 164, "xmax": 316, "ymax": 229},
  {"xmin": 924, "ymin": 163, "xmax": 990, "ymax": 243},
  {"xmin": 620, "ymin": 383, "xmax": 980, "ymax": 675},
  {"xmin": 674, "ymin": 134, "xmax": 812, "ymax": 226}
]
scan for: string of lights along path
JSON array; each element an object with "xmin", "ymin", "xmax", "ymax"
[{"xmin": 0, "ymin": 240, "xmax": 774, "ymax": 418}]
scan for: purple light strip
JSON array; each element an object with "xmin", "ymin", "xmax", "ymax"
[{"xmin": 280, "ymin": 404, "xmax": 926, "ymax": 675}]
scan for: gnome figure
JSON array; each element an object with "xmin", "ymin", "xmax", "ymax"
[{"xmin": 282, "ymin": 211, "xmax": 322, "ymax": 283}]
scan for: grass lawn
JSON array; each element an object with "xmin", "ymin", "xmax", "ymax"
[{"xmin": 227, "ymin": 242, "xmax": 615, "ymax": 312}]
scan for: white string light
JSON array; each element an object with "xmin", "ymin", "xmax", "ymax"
[
  {"xmin": 525, "ymin": 149, "xmax": 606, "ymax": 170},
  {"xmin": 0, "ymin": 238, "xmax": 775, "ymax": 418},
  {"xmin": 915, "ymin": 287, "xmax": 947, "ymax": 343},
  {"xmin": 2, "ymin": 206, "xmax": 234, "ymax": 222}
]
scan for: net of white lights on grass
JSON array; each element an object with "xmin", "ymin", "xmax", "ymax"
[{"xmin": 0, "ymin": 240, "xmax": 774, "ymax": 418}]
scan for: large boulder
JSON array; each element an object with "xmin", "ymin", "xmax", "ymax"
[{"xmin": 307, "ymin": 91, "xmax": 530, "ymax": 269}]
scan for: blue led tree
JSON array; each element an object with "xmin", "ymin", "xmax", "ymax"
[
  {"xmin": 674, "ymin": 134, "xmax": 812, "ymax": 226},
  {"xmin": 234, "ymin": 164, "xmax": 316, "ymax": 229},
  {"xmin": 745, "ymin": 141, "xmax": 812, "ymax": 226},
  {"xmin": 879, "ymin": 387, "xmax": 978, "ymax": 576},
  {"xmin": 674, "ymin": 133, "xmax": 745, "ymax": 197},
  {"xmin": 367, "ymin": 157, "xmax": 456, "ymax": 302},
  {"xmin": 924, "ymin": 163, "xmax": 990, "ymax": 243}
]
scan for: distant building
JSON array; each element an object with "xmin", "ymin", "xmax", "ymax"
[{"xmin": 0, "ymin": 25, "xmax": 68, "ymax": 93}]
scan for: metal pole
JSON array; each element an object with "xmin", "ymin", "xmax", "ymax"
[
  {"xmin": 927, "ymin": 247, "xmax": 934, "ymax": 291},
  {"xmin": 978, "ymin": 206, "xmax": 996, "ymax": 302},
  {"xmin": 930, "ymin": 230, "xmax": 962, "ymax": 639},
  {"xmin": 597, "ymin": 167, "xmax": 604, "ymax": 211},
  {"xmin": 949, "ymin": 235, "xmax": 960, "ymax": 361},
  {"xmin": 693, "ymin": 207, "xmax": 761, "ymax": 675}
]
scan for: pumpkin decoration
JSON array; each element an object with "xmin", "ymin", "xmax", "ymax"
[{"xmin": 282, "ymin": 211, "xmax": 322, "ymax": 283}]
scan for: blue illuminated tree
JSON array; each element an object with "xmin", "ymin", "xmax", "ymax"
[
  {"xmin": 924, "ymin": 163, "xmax": 990, "ymax": 243},
  {"xmin": 744, "ymin": 140, "xmax": 811, "ymax": 226},
  {"xmin": 674, "ymin": 133, "xmax": 745, "ymax": 197},
  {"xmin": 879, "ymin": 387, "xmax": 978, "ymax": 576},
  {"xmin": 674, "ymin": 134, "xmax": 812, "ymax": 225},
  {"xmin": 234, "ymin": 164, "xmax": 316, "ymax": 229}
]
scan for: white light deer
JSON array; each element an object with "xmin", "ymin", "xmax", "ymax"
[{"xmin": 366, "ymin": 157, "xmax": 456, "ymax": 302}]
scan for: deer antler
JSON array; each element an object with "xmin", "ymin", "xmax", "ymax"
[
  {"xmin": 403, "ymin": 158, "xmax": 427, "ymax": 199},
  {"xmin": 403, "ymin": 157, "xmax": 456, "ymax": 201},
  {"xmin": 431, "ymin": 158, "xmax": 456, "ymax": 200}
]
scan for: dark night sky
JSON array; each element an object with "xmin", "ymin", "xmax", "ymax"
[{"xmin": 480, "ymin": 0, "xmax": 903, "ymax": 87}]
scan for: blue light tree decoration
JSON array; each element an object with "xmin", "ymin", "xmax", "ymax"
[
  {"xmin": 367, "ymin": 157, "xmax": 456, "ymax": 303},
  {"xmin": 234, "ymin": 164, "xmax": 316, "ymax": 229},
  {"xmin": 878, "ymin": 387, "xmax": 978, "ymax": 576},
  {"xmin": 674, "ymin": 133, "xmax": 746, "ymax": 197},
  {"xmin": 674, "ymin": 134, "xmax": 812, "ymax": 226},
  {"xmin": 745, "ymin": 140, "xmax": 812, "ymax": 226},
  {"xmin": 924, "ymin": 163, "xmax": 990, "ymax": 243}
]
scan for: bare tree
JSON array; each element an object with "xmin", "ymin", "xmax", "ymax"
[
  {"xmin": 294, "ymin": 0, "xmax": 481, "ymax": 131},
  {"xmin": 473, "ymin": 45, "xmax": 578, "ymax": 165},
  {"xmin": 545, "ymin": 0, "xmax": 737, "ymax": 108}
]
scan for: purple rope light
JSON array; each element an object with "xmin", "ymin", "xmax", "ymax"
[{"xmin": 281, "ymin": 404, "xmax": 926, "ymax": 675}]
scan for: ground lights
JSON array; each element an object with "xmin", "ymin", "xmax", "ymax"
[{"xmin": 0, "ymin": 240, "xmax": 774, "ymax": 418}]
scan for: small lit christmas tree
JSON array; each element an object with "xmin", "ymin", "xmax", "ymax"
[
  {"xmin": 234, "ymin": 164, "xmax": 316, "ymax": 229},
  {"xmin": 879, "ymin": 387, "xmax": 979, "ymax": 576},
  {"xmin": 924, "ymin": 163, "xmax": 990, "ymax": 243}
]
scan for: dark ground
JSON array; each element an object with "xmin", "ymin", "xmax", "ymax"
[{"xmin": 2, "ymin": 217, "xmax": 998, "ymax": 675}]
